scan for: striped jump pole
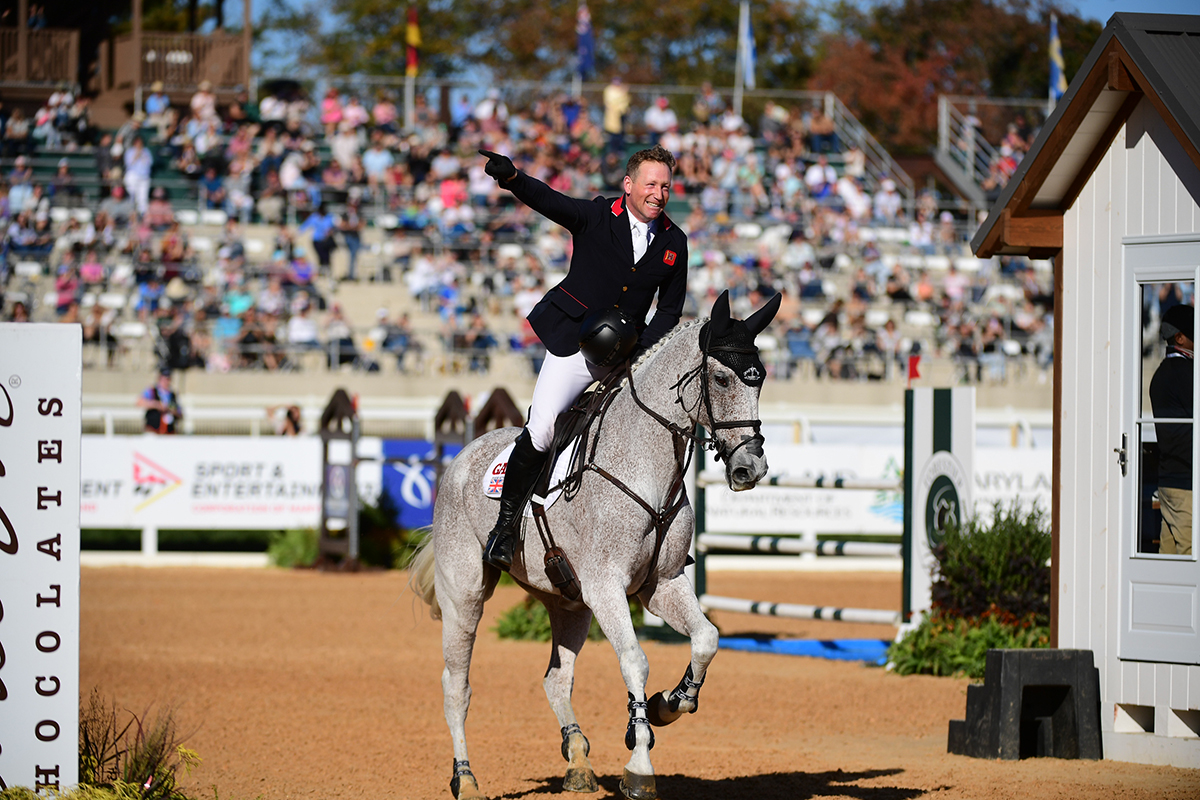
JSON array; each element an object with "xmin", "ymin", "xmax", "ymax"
[
  {"xmin": 697, "ymin": 532, "xmax": 901, "ymax": 558},
  {"xmin": 699, "ymin": 594, "xmax": 902, "ymax": 626},
  {"xmin": 695, "ymin": 469, "xmax": 902, "ymax": 492},
  {"xmin": 692, "ymin": 463, "xmax": 904, "ymax": 628}
]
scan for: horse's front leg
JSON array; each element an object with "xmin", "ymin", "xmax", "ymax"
[
  {"xmin": 589, "ymin": 584, "xmax": 657, "ymax": 800},
  {"xmin": 543, "ymin": 599, "xmax": 600, "ymax": 793},
  {"xmin": 641, "ymin": 571, "xmax": 718, "ymax": 725}
]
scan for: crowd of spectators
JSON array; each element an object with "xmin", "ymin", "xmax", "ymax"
[{"xmin": 0, "ymin": 78, "xmax": 1058, "ymax": 386}]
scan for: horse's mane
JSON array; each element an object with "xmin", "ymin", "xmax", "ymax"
[{"xmin": 625, "ymin": 316, "xmax": 707, "ymax": 386}]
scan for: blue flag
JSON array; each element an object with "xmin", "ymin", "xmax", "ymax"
[
  {"xmin": 1050, "ymin": 14, "xmax": 1068, "ymax": 103},
  {"xmin": 577, "ymin": 2, "xmax": 595, "ymax": 80}
]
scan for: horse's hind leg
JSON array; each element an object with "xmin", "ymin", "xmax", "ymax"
[
  {"xmin": 543, "ymin": 600, "xmax": 599, "ymax": 793},
  {"xmin": 437, "ymin": 561, "xmax": 488, "ymax": 800},
  {"xmin": 589, "ymin": 587, "xmax": 658, "ymax": 800},
  {"xmin": 641, "ymin": 572, "xmax": 719, "ymax": 726}
]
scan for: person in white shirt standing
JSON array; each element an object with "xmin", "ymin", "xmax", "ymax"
[{"xmin": 123, "ymin": 136, "xmax": 153, "ymax": 216}]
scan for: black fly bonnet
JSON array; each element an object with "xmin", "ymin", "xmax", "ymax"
[{"xmin": 674, "ymin": 290, "xmax": 781, "ymax": 463}]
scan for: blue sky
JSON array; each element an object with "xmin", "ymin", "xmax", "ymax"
[{"xmin": 1072, "ymin": 1, "xmax": 1198, "ymax": 22}]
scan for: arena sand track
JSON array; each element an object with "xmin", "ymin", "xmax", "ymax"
[{"xmin": 80, "ymin": 568, "xmax": 1198, "ymax": 800}]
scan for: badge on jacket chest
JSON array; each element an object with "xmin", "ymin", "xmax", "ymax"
[{"xmin": 663, "ymin": 250, "xmax": 677, "ymax": 266}]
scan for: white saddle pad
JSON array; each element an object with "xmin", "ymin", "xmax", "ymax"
[{"xmin": 482, "ymin": 441, "xmax": 575, "ymax": 516}]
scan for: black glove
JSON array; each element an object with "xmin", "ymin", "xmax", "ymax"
[{"xmin": 479, "ymin": 149, "xmax": 517, "ymax": 182}]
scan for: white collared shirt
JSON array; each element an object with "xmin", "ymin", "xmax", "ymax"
[{"xmin": 630, "ymin": 216, "xmax": 653, "ymax": 262}]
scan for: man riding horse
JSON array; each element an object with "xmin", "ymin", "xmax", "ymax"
[{"xmin": 477, "ymin": 144, "xmax": 689, "ymax": 572}]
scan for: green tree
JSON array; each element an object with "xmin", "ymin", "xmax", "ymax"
[
  {"xmin": 261, "ymin": 0, "xmax": 819, "ymax": 86},
  {"xmin": 812, "ymin": 0, "xmax": 1102, "ymax": 152}
]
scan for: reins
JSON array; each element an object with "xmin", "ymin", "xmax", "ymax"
[{"xmin": 530, "ymin": 324, "xmax": 764, "ymax": 596}]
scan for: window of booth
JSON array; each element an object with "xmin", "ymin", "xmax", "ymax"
[{"xmin": 1122, "ymin": 238, "xmax": 1200, "ymax": 665}]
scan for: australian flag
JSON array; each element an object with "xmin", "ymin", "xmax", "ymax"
[{"xmin": 577, "ymin": 2, "xmax": 595, "ymax": 80}]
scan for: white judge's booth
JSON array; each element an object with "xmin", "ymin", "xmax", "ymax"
[{"xmin": 972, "ymin": 12, "xmax": 1200, "ymax": 766}]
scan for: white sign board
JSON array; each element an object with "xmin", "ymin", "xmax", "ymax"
[
  {"xmin": 704, "ymin": 444, "xmax": 904, "ymax": 534},
  {"xmin": 80, "ymin": 436, "xmax": 323, "ymax": 529},
  {"xmin": 905, "ymin": 387, "xmax": 975, "ymax": 621},
  {"xmin": 0, "ymin": 323, "xmax": 81, "ymax": 793}
]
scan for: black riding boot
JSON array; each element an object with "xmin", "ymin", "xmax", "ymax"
[{"xmin": 483, "ymin": 430, "xmax": 549, "ymax": 571}]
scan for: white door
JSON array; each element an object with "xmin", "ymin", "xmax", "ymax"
[{"xmin": 1121, "ymin": 237, "xmax": 1200, "ymax": 665}]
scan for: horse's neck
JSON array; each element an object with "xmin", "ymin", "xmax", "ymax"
[{"xmin": 606, "ymin": 330, "xmax": 700, "ymax": 477}]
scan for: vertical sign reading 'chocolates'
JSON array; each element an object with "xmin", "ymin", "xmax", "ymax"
[{"xmin": 0, "ymin": 323, "xmax": 81, "ymax": 793}]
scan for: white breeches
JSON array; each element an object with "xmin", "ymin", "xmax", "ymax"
[{"xmin": 526, "ymin": 350, "xmax": 611, "ymax": 452}]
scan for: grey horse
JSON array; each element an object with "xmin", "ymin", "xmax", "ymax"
[{"xmin": 410, "ymin": 291, "xmax": 780, "ymax": 800}]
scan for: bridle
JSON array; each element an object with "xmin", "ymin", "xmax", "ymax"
[
  {"xmin": 627, "ymin": 324, "xmax": 765, "ymax": 465},
  {"xmin": 532, "ymin": 323, "xmax": 766, "ymax": 596}
]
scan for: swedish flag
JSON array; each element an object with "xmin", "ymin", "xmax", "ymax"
[{"xmin": 1050, "ymin": 14, "xmax": 1068, "ymax": 103}]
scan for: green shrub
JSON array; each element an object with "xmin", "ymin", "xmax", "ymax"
[
  {"xmin": 75, "ymin": 691, "xmax": 200, "ymax": 800},
  {"xmin": 494, "ymin": 595, "xmax": 643, "ymax": 642},
  {"xmin": 266, "ymin": 528, "xmax": 318, "ymax": 568},
  {"xmin": 887, "ymin": 609, "xmax": 1051, "ymax": 678},
  {"xmin": 932, "ymin": 502, "xmax": 1051, "ymax": 624}
]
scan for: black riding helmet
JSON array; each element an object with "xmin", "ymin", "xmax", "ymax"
[{"xmin": 579, "ymin": 309, "xmax": 638, "ymax": 367}]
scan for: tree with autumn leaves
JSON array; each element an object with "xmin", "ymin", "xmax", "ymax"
[
  {"xmin": 262, "ymin": 0, "xmax": 1101, "ymax": 154},
  {"xmin": 810, "ymin": 0, "xmax": 1102, "ymax": 152}
]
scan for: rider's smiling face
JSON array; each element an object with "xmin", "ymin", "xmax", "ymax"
[{"xmin": 623, "ymin": 161, "xmax": 672, "ymax": 224}]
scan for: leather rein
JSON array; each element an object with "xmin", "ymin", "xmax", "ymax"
[{"xmin": 532, "ymin": 332, "xmax": 763, "ymax": 593}]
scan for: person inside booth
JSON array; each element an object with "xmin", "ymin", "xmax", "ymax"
[{"xmin": 1150, "ymin": 304, "xmax": 1194, "ymax": 555}]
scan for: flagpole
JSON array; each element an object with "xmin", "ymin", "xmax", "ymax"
[{"xmin": 733, "ymin": 0, "xmax": 747, "ymax": 119}]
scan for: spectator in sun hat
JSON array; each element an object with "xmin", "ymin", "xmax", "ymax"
[{"xmin": 1150, "ymin": 303, "xmax": 1194, "ymax": 555}]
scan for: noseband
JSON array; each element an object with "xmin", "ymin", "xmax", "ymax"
[{"xmin": 627, "ymin": 328, "xmax": 765, "ymax": 465}]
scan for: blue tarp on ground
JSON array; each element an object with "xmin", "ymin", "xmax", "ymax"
[{"xmin": 719, "ymin": 637, "xmax": 890, "ymax": 665}]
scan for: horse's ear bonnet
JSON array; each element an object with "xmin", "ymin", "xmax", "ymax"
[{"xmin": 699, "ymin": 290, "xmax": 781, "ymax": 388}]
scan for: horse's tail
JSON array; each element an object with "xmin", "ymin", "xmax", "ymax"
[{"xmin": 406, "ymin": 528, "xmax": 441, "ymax": 620}]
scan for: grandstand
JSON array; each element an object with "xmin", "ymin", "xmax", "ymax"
[{"xmin": 1, "ymin": 67, "xmax": 1061, "ymax": 423}]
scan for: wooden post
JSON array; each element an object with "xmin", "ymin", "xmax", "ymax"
[
  {"xmin": 17, "ymin": 0, "xmax": 28, "ymax": 82},
  {"xmin": 132, "ymin": 0, "xmax": 143, "ymax": 91},
  {"xmin": 242, "ymin": 0, "xmax": 252, "ymax": 88}
]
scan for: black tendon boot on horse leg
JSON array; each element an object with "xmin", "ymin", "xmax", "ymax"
[{"xmin": 483, "ymin": 429, "xmax": 549, "ymax": 571}]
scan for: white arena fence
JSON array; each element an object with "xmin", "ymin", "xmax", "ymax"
[{"xmin": 692, "ymin": 466, "xmax": 905, "ymax": 626}]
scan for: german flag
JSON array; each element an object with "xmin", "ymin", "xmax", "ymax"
[{"xmin": 406, "ymin": 6, "xmax": 421, "ymax": 77}]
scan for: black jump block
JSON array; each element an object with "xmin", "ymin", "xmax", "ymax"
[{"xmin": 947, "ymin": 648, "xmax": 1102, "ymax": 760}]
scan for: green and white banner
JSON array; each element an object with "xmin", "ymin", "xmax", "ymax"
[{"xmin": 904, "ymin": 387, "xmax": 975, "ymax": 621}]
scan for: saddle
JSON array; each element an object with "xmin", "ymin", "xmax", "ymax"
[{"xmin": 528, "ymin": 367, "xmax": 629, "ymax": 601}]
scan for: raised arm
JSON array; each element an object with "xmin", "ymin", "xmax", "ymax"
[{"xmin": 479, "ymin": 149, "xmax": 592, "ymax": 234}]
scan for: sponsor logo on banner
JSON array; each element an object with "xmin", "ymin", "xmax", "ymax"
[
  {"xmin": 919, "ymin": 450, "xmax": 971, "ymax": 551},
  {"xmin": 132, "ymin": 452, "xmax": 183, "ymax": 510}
]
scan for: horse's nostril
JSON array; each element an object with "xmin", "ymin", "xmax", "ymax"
[{"xmin": 733, "ymin": 467, "xmax": 752, "ymax": 484}]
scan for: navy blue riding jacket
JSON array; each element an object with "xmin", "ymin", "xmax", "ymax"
[{"xmin": 504, "ymin": 171, "xmax": 690, "ymax": 358}]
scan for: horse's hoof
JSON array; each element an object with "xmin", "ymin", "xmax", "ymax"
[
  {"xmin": 646, "ymin": 690, "xmax": 683, "ymax": 727},
  {"xmin": 563, "ymin": 767, "xmax": 599, "ymax": 793},
  {"xmin": 450, "ymin": 773, "xmax": 484, "ymax": 799},
  {"xmin": 620, "ymin": 769, "xmax": 657, "ymax": 800}
]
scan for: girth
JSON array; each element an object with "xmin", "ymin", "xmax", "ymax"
[{"xmin": 528, "ymin": 361, "xmax": 694, "ymax": 599}]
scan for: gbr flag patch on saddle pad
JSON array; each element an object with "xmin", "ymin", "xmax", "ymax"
[{"xmin": 481, "ymin": 441, "xmax": 573, "ymax": 515}]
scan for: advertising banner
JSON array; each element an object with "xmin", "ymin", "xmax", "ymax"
[
  {"xmin": 0, "ymin": 323, "xmax": 81, "ymax": 793},
  {"xmin": 381, "ymin": 440, "xmax": 462, "ymax": 529},
  {"xmin": 80, "ymin": 436, "xmax": 322, "ymax": 530},
  {"xmin": 704, "ymin": 444, "xmax": 905, "ymax": 535}
]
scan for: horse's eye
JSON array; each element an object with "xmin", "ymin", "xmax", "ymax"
[{"xmin": 714, "ymin": 372, "xmax": 730, "ymax": 388}]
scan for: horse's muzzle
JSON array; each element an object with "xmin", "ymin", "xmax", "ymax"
[{"xmin": 727, "ymin": 453, "xmax": 768, "ymax": 492}]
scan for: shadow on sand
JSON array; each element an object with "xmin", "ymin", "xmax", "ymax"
[{"xmin": 502, "ymin": 768, "xmax": 940, "ymax": 799}]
